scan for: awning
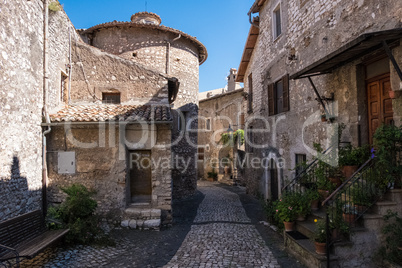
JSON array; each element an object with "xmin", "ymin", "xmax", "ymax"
[{"xmin": 290, "ymin": 28, "xmax": 402, "ymax": 80}]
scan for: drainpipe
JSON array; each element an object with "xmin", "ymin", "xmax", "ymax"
[
  {"xmin": 166, "ymin": 34, "xmax": 181, "ymax": 75},
  {"xmin": 68, "ymin": 25, "xmax": 72, "ymax": 105},
  {"xmin": 248, "ymin": 11, "xmax": 260, "ymax": 29},
  {"xmin": 42, "ymin": 0, "xmax": 51, "ymax": 217}
]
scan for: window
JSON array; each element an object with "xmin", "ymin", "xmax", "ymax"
[
  {"xmin": 60, "ymin": 72, "xmax": 68, "ymax": 103},
  {"xmin": 248, "ymin": 74, "xmax": 253, "ymax": 113},
  {"xmin": 102, "ymin": 93, "xmax": 121, "ymax": 104},
  {"xmin": 198, "ymin": 147, "xmax": 205, "ymax": 161},
  {"xmin": 268, "ymin": 74, "xmax": 289, "ymax": 115},
  {"xmin": 273, "ymin": 4, "xmax": 282, "ymax": 39},
  {"xmin": 206, "ymin": 118, "xmax": 211, "ymax": 131},
  {"xmin": 295, "ymin": 154, "xmax": 307, "ymax": 176}
]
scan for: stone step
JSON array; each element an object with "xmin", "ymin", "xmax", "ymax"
[
  {"xmin": 285, "ymin": 232, "xmax": 339, "ymax": 268},
  {"xmin": 121, "ymin": 207, "xmax": 162, "ymax": 230},
  {"xmin": 372, "ymin": 201, "xmax": 398, "ymax": 216},
  {"xmin": 385, "ymin": 189, "xmax": 402, "ymax": 203}
]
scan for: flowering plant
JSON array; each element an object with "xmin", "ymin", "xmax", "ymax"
[
  {"xmin": 313, "ymin": 219, "xmax": 327, "ymax": 243},
  {"xmin": 275, "ymin": 194, "xmax": 297, "ymax": 222}
]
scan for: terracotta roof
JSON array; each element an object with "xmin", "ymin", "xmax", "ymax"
[
  {"xmin": 81, "ymin": 21, "xmax": 207, "ymax": 65},
  {"xmin": 236, "ymin": 23, "xmax": 260, "ymax": 82},
  {"xmin": 50, "ymin": 105, "xmax": 172, "ymax": 123},
  {"xmin": 249, "ymin": 0, "xmax": 267, "ymax": 14}
]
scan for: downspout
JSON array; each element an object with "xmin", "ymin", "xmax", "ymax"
[
  {"xmin": 42, "ymin": 0, "xmax": 51, "ymax": 217},
  {"xmin": 248, "ymin": 11, "xmax": 260, "ymax": 29},
  {"xmin": 166, "ymin": 34, "xmax": 181, "ymax": 75},
  {"xmin": 68, "ymin": 25, "xmax": 72, "ymax": 105}
]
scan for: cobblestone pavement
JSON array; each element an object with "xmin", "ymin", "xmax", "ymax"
[
  {"xmin": 164, "ymin": 181, "xmax": 281, "ymax": 268},
  {"xmin": 11, "ymin": 181, "xmax": 303, "ymax": 268}
]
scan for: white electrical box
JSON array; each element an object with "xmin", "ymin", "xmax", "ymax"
[{"xmin": 58, "ymin": 152, "xmax": 76, "ymax": 174}]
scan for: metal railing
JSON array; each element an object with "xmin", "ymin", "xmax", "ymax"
[{"xmin": 322, "ymin": 140, "xmax": 401, "ymax": 267}]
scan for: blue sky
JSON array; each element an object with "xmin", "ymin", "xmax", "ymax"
[{"xmin": 60, "ymin": 0, "xmax": 255, "ymax": 92}]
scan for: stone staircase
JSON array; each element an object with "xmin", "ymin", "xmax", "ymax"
[
  {"xmin": 120, "ymin": 205, "xmax": 162, "ymax": 230},
  {"xmin": 284, "ymin": 189, "xmax": 402, "ymax": 268}
]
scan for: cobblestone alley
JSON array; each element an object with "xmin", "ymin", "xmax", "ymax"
[{"xmin": 16, "ymin": 181, "xmax": 303, "ymax": 268}]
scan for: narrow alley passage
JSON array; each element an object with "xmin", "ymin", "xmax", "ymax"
[{"xmin": 164, "ymin": 181, "xmax": 281, "ymax": 268}]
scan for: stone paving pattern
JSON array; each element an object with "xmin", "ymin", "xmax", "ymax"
[
  {"xmin": 10, "ymin": 181, "xmax": 303, "ymax": 268},
  {"xmin": 164, "ymin": 181, "xmax": 280, "ymax": 268}
]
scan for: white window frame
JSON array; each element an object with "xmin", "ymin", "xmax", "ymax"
[{"xmin": 272, "ymin": 3, "xmax": 282, "ymax": 40}]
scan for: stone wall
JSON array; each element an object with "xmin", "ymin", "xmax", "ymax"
[
  {"xmin": 47, "ymin": 123, "xmax": 172, "ymax": 219},
  {"xmin": 242, "ymin": 0, "xmax": 402, "ymax": 195},
  {"xmin": 81, "ymin": 20, "xmax": 202, "ymax": 199},
  {"xmin": 67, "ymin": 42, "xmax": 170, "ymax": 106},
  {"xmin": 198, "ymin": 90, "xmax": 246, "ymax": 181},
  {"xmin": 0, "ymin": 0, "xmax": 78, "ymax": 221}
]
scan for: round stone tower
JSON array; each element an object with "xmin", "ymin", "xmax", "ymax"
[{"xmin": 81, "ymin": 12, "xmax": 207, "ymax": 199}]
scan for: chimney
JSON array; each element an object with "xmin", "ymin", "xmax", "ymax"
[{"xmin": 227, "ymin": 68, "xmax": 237, "ymax": 92}]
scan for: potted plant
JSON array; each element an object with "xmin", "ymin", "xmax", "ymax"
[
  {"xmin": 327, "ymin": 201, "xmax": 349, "ymax": 241},
  {"xmin": 275, "ymin": 194, "xmax": 297, "ymax": 231},
  {"xmin": 339, "ymin": 145, "xmax": 370, "ymax": 178},
  {"xmin": 342, "ymin": 203, "xmax": 358, "ymax": 226},
  {"xmin": 306, "ymin": 188, "xmax": 320, "ymax": 211},
  {"xmin": 207, "ymin": 168, "xmax": 218, "ymax": 181},
  {"xmin": 312, "ymin": 218, "xmax": 327, "ymax": 255},
  {"xmin": 294, "ymin": 192, "xmax": 311, "ymax": 221},
  {"xmin": 351, "ymin": 186, "xmax": 374, "ymax": 213},
  {"xmin": 373, "ymin": 124, "xmax": 402, "ymax": 189},
  {"xmin": 328, "ymin": 166, "xmax": 343, "ymax": 188}
]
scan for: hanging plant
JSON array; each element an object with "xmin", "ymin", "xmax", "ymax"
[
  {"xmin": 219, "ymin": 129, "xmax": 245, "ymax": 146},
  {"xmin": 49, "ymin": 1, "xmax": 62, "ymax": 12}
]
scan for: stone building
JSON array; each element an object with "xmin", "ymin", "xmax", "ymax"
[
  {"xmin": 198, "ymin": 69, "xmax": 246, "ymax": 183},
  {"xmin": 236, "ymin": 0, "xmax": 402, "ymax": 266},
  {"xmin": 0, "ymin": 0, "xmax": 80, "ymax": 221},
  {"xmin": 237, "ymin": 0, "xmax": 402, "ymax": 200},
  {"xmin": 78, "ymin": 12, "xmax": 207, "ymax": 200},
  {"xmin": 0, "ymin": 3, "xmax": 207, "ymax": 229}
]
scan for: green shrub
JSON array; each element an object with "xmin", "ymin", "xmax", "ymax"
[
  {"xmin": 47, "ymin": 184, "xmax": 110, "ymax": 245},
  {"xmin": 379, "ymin": 210, "xmax": 402, "ymax": 265}
]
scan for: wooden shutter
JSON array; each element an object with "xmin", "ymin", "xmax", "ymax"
[
  {"xmin": 282, "ymin": 74, "xmax": 290, "ymax": 112},
  {"xmin": 268, "ymin": 83, "xmax": 275, "ymax": 116}
]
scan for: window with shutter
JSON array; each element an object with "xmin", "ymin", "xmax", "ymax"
[
  {"xmin": 248, "ymin": 74, "xmax": 253, "ymax": 113},
  {"xmin": 268, "ymin": 83, "xmax": 275, "ymax": 116},
  {"xmin": 268, "ymin": 74, "xmax": 290, "ymax": 116}
]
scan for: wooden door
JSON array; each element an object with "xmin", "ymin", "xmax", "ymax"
[
  {"xmin": 367, "ymin": 74, "xmax": 393, "ymax": 144},
  {"xmin": 129, "ymin": 151, "xmax": 152, "ymax": 204},
  {"xmin": 270, "ymin": 159, "xmax": 279, "ymax": 201}
]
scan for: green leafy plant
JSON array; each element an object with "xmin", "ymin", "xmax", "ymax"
[
  {"xmin": 339, "ymin": 144, "xmax": 370, "ymax": 167},
  {"xmin": 327, "ymin": 201, "xmax": 349, "ymax": 235},
  {"xmin": 312, "ymin": 218, "xmax": 327, "ymax": 243},
  {"xmin": 275, "ymin": 194, "xmax": 297, "ymax": 222},
  {"xmin": 47, "ymin": 184, "xmax": 109, "ymax": 245},
  {"xmin": 373, "ymin": 124, "xmax": 402, "ymax": 188},
  {"xmin": 48, "ymin": 1, "xmax": 62, "ymax": 12},
  {"xmin": 350, "ymin": 185, "xmax": 375, "ymax": 206},
  {"xmin": 379, "ymin": 210, "xmax": 402, "ymax": 264},
  {"xmin": 306, "ymin": 188, "xmax": 320, "ymax": 201},
  {"xmin": 220, "ymin": 129, "xmax": 245, "ymax": 146},
  {"xmin": 293, "ymin": 192, "xmax": 311, "ymax": 217},
  {"xmin": 207, "ymin": 169, "xmax": 218, "ymax": 180}
]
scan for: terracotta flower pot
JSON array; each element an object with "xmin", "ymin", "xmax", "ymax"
[
  {"xmin": 342, "ymin": 165, "xmax": 358, "ymax": 179},
  {"xmin": 343, "ymin": 213, "xmax": 357, "ymax": 227},
  {"xmin": 389, "ymin": 90, "xmax": 395, "ymax": 99},
  {"xmin": 283, "ymin": 221, "xmax": 294, "ymax": 232},
  {"xmin": 331, "ymin": 228, "xmax": 342, "ymax": 242},
  {"xmin": 318, "ymin": 189, "xmax": 330, "ymax": 200},
  {"xmin": 329, "ymin": 176, "xmax": 342, "ymax": 188},
  {"xmin": 314, "ymin": 241, "xmax": 326, "ymax": 255},
  {"xmin": 311, "ymin": 199, "xmax": 319, "ymax": 211}
]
